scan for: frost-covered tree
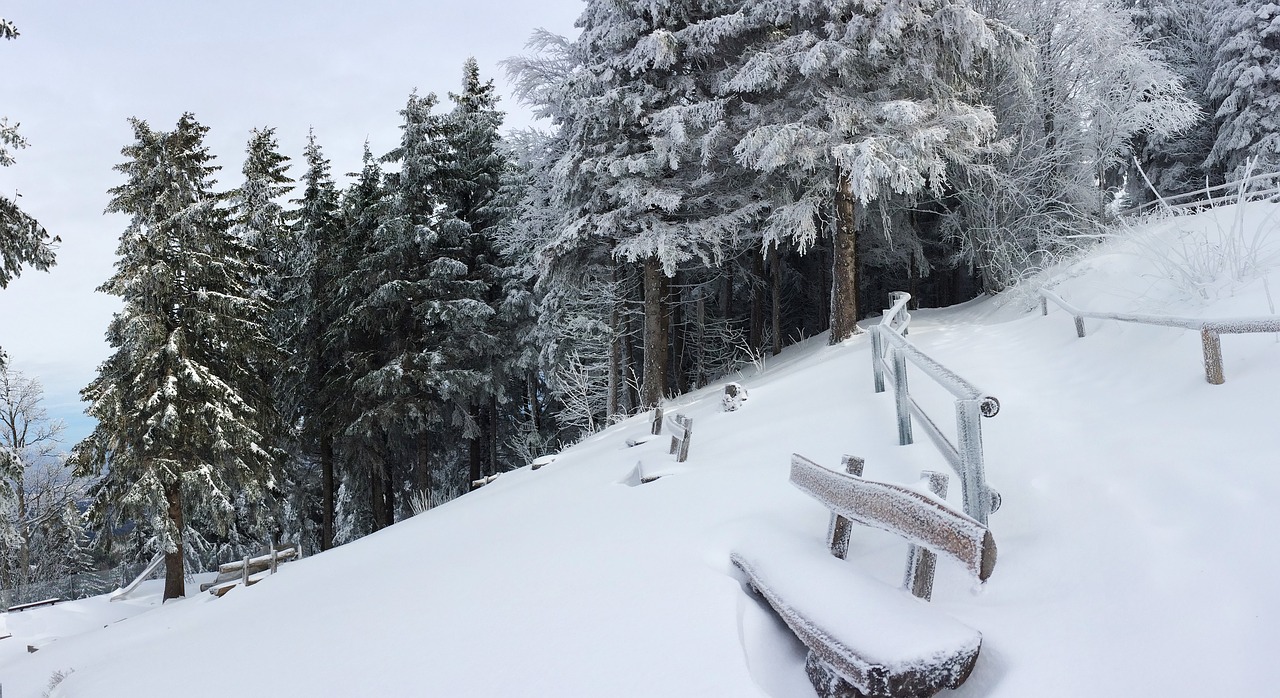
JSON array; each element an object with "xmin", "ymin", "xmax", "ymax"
[
  {"xmin": 947, "ymin": 0, "xmax": 1196, "ymax": 289},
  {"xmin": 1128, "ymin": 0, "xmax": 1216, "ymax": 198},
  {"xmin": 1206, "ymin": 0, "xmax": 1280, "ymax": 181},
  {"xmin": 0, "ymin": 17, "xmax": 57, "ymax": 294},
  {"xmin": 719, "ymin": 0, "xmax": 1021, "ymax": 340},
  {"xmin": 439, "ymin": 59, "xmax": 520, "ymax": 487},
  {"xmin": 230, "ymin": 127, "xmax": 293, "ymax": 292},
  {"xmin": 281, "ymin": 132, "xmax": 345, "ymax": 551},
  {"xmin": 0, "ymin": 364, "xmax": 67, "ymax": 593},
  {"xmin": 512, "ymin": 1, "xmax": 766, "ymax": 406},
  {"xmin": 75, "ymin": 114, "xmax": 278, "ymax": 600}
]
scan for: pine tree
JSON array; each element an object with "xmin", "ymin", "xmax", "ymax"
[
  {"xmin": 0, "ymin": 16, "xmax": 57, "ymax": 292},
  {"xmin": 283, "ymin": 132, "xmax": 344, "ymax": 551},
  {"xmin": 75, "ymin": 115, "xmax": 278, "ymax": 600},
  {"xmin": 1206, "ymin": 0, "xmax": 1280, "ymax": 181},
  {"xmin": 230, "ymin": 127, "xmax": 293, "ymax": 292},
  {"xmin": 441, "ymin": 59, "xmax": 515, "ymax": 487}
]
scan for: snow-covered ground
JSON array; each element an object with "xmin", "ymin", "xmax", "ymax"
[{"xmin": 3, "ymin": 203, "xmax": 1279, "ymax": 697}]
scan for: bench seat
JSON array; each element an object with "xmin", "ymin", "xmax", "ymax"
[{"xmin": 732, "ymin": 531, "xmax": 981, "ymax": 698}]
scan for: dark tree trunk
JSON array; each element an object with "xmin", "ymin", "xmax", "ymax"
[
  {"xmin": 830, "ymin": 168, "xmax": 861, "ymax": 343},
  {"xmin": 608, "ymin": 299, "xmax": 622, "ymax": 419},
  {"xmin": 370, "ymin": 462, "xmax": 386, "ymax": 531},
  {"xmin": 488, "ymin": 395, "xmax": 499, "ymax": 476},
  {"xmin": 321, "ymin": 433, "xmax": 335, "ymax": 551},
  {"xmin": 749, "ymin": 251, "xmax": 765, "ymax": 349},
  {"xmin": 770, "ymin": 245, "xmax": 783, "ymax": 356},
  {"xmin": 468, "ymin": 405, "xmax": 483, "ymax": 489},
  {"xmin": 720, "ymin": 265, "xmax": 733, "ymax": 320},
  {"xmin": 527, "ymin": 374, "xmax": 542, "ymax": 433},
  {"xmin": 162, "ymin": 480, "xmax": 186, "ymax": 601},
  {"xmin": 640, "ymin": 257, "xmax": 669, "ymax": 408},
  {"xmin": 414, "ymin": 434, "xmax": 431, "ymax": 500},
  {"xmin": 623, "ymin": 273, "xmax": 641, "ymax": 412},
  {"xmin": 671, "ymin": 275, "xmax": 688, "ymax": 395},
  {"xmin": 694, "ymin": 293, "xmax": 706, "ymax": 388}
]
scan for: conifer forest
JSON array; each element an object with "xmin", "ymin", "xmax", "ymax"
[{"xmin": 2, "ymin": 0, "xmax": 1277, "ymax": 601}]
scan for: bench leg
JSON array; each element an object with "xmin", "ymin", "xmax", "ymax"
[{"xmin": 805, "ymin": 652, "xmax": 866, "ymax": 698}]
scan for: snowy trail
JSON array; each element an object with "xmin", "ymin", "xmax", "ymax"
[{"xmin": 4, "ymin": 206, "xmax": 1280, "ymax": 697}]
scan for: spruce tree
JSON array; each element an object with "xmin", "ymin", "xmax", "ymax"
[
  {"xmin": 0, "ymin": 16, "xmax": 57, "ymax": 293},
  {"xmin": 441, "ymin": 59, "xmax": 514, "ymax": 486},
  {"xmin": 75, "ymin": 115, "xmax": 277, "ymax": 600},
  {"xmin": 284, "ymin": 132, "xmax": 344, "ymax": 550},
  {"xmin": 1207, "ymin": 0, "xmax": 1280, "ymax": 181}
]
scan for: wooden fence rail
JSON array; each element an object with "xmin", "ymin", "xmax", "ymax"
[
  {"xmin": 870, "ymin": 292, "xmax": 1002, "ymax": 525},
  {"xmin": 1039, "ymin": 288, "xmax": 1280, "ymax": 384}
]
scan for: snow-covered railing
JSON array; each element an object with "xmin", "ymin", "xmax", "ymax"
[
  {"xmin": 1039, "ymin": 288, "xmax": 1280, "ymax": 384},
  {"xmin": 200, "ymin": 543, "xmax": 300, "ymax": 597},
  {"xmin": 1123, "ymin": 169, "xmax": 1280, "ymax": 217},
  {"xmin": 110, "ymin": 551, "xmax": 165, "ymax": 602},
  {"xmin": 870, "ymin": 292, "xmax": 1001, "ymax": 526}
]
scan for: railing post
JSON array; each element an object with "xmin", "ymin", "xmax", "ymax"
[
  {"xmin": 872, "ymin": 328, "xmax": 886, "ymax": 393},
  {"xmin": 1073, "ymin": 315, "xmax": 1086, "ymax": 338},
  {"xmin": 955, "ymin": 399, "xmax": 990, "ymax": 525},
  {"xmin": 1202, "ymin": 328, "xmax": 1224, "ymax": 384},
  {"xmin": 827, "ymin": 455, "xmax": 865, "ymax": 559},
  {"xmin": 893, "ymin": 348, "xmax": 912, "ymax": 445},
  {"xmin": 1040, "ymin": 295, "xmax": 1048, "ymax": 316},
  {"xmin": 904, "ymin": 471, "xmax": 948, "ymax": 600}
]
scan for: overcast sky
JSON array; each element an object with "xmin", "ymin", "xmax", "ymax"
[{"xmin": 0, "ymin": 1, "xmax": 582, "ymax": 445}]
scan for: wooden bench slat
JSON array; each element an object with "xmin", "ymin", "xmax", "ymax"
[
  {"xmin": 790, "ymin": 454, "xmax": 996, "ymax": 583},
  {"xmin": 732, "ymin": 532, "xmax": 981, "ymax": 697}
]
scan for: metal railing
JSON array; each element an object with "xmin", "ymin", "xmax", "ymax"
[
  {"xmin": 1039, "ymin": 288, "xmax": 1280, "ymax": 384},
  {"xmin": 870, "ymin": 292, "xmax": 1002, "ymax": 525}
]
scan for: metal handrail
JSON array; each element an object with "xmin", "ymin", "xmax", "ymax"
[
  {"xmin": 1039, "ymin": 288, "xmax": 1280, "ymax": 384},
  {"xmin": 870, "ymin": 293, "xmax": 1001, "ymax": 525}
]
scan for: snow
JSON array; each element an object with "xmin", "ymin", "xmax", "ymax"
[
  {"xmin": 3, "ymin": 203, "xmax": 1280, "ymax": 696},
  {"xmin": 731, "ymin": 528, "xmax": 981, "ymax": 676}
]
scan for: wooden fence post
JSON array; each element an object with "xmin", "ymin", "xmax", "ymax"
[
  {"xmin": 903, "ymin": 471, "xmax": 949, "ymax": 600},
  {"xmin": 827, "ymin": 455, "xmax": 865, "ymax": 559},
  {"xmin": 892, "ymin": 349, "xmax": 912, "ymax": 445},
  {"xmin": 650, "ymin": 406, "xmax": 664, "ymax": 435},
  {"xmin": 677, "ymin": 417, "xmax": 692, "ymax": 462},
  {"xmin": 872, "ymin": 329, "xmax": 886, "ymax": 394},
  {"xmin": 1202, "ymin": 328, "xmax": 1225, "ymax": 384},
  {"xmin": 1074, "ymin": 315, "xmax": 1086, "ymax": 338}
]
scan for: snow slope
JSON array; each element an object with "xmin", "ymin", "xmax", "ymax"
[{"xmin": 3, "ymin": 203, "xmax": 1280, "ymax": 697}]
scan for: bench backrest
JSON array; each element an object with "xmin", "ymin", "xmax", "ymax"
[{"xmin": 789, "ymin": 454, "xmax": 996, "ymax": 588}]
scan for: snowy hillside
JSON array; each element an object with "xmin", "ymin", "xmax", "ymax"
[{"xmin": 4, "ymin": 203, "xmax": 1280, "ymax": 697}]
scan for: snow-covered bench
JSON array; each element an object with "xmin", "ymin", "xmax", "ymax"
[{"xmin": 731, "ymin": 454, "xmax": 996, "ymax": 698}]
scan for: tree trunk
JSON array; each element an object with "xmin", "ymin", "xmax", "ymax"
[
  {"xmin": 671, "ymin": 275, "xmax": 688, "ymax": 395},
  {"xmin": 623, "ymin": 311, "xmax": 640, "ymax": 413},
  {"xmin": 830, "ymin": 168, "xmax": 861, "ymax": 343},
  {"xmin": 321, "ymin": 433, "xmax": 335, "ymax": 551},
  {"xmin": 488, "ymin": 395, "xmax": 499, "ymax": 476},
  {"xmin": 770, "ymin": 245, "xmax": 783, "ymax": 356},
  {"xmin": 468, "ymin": 405, "xmax": 483, "ymax": 489},
  {"xmin": 640, "ymin": 257, "xmax": 669, "ymax": 408},
  {"xmin": 162, "ymin": 480, "xmax": 186, "ymax": 601},
  {"xmin": 749, "ymin": 251, "xmax": 765, "ymax": 349},
  {"xmin": 608, "ymin": 300, "xmax": 622, "ymax": 419},
  {"xmin": 527, "ymin": 374, "xmax": 542, "ymax": 433}
]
